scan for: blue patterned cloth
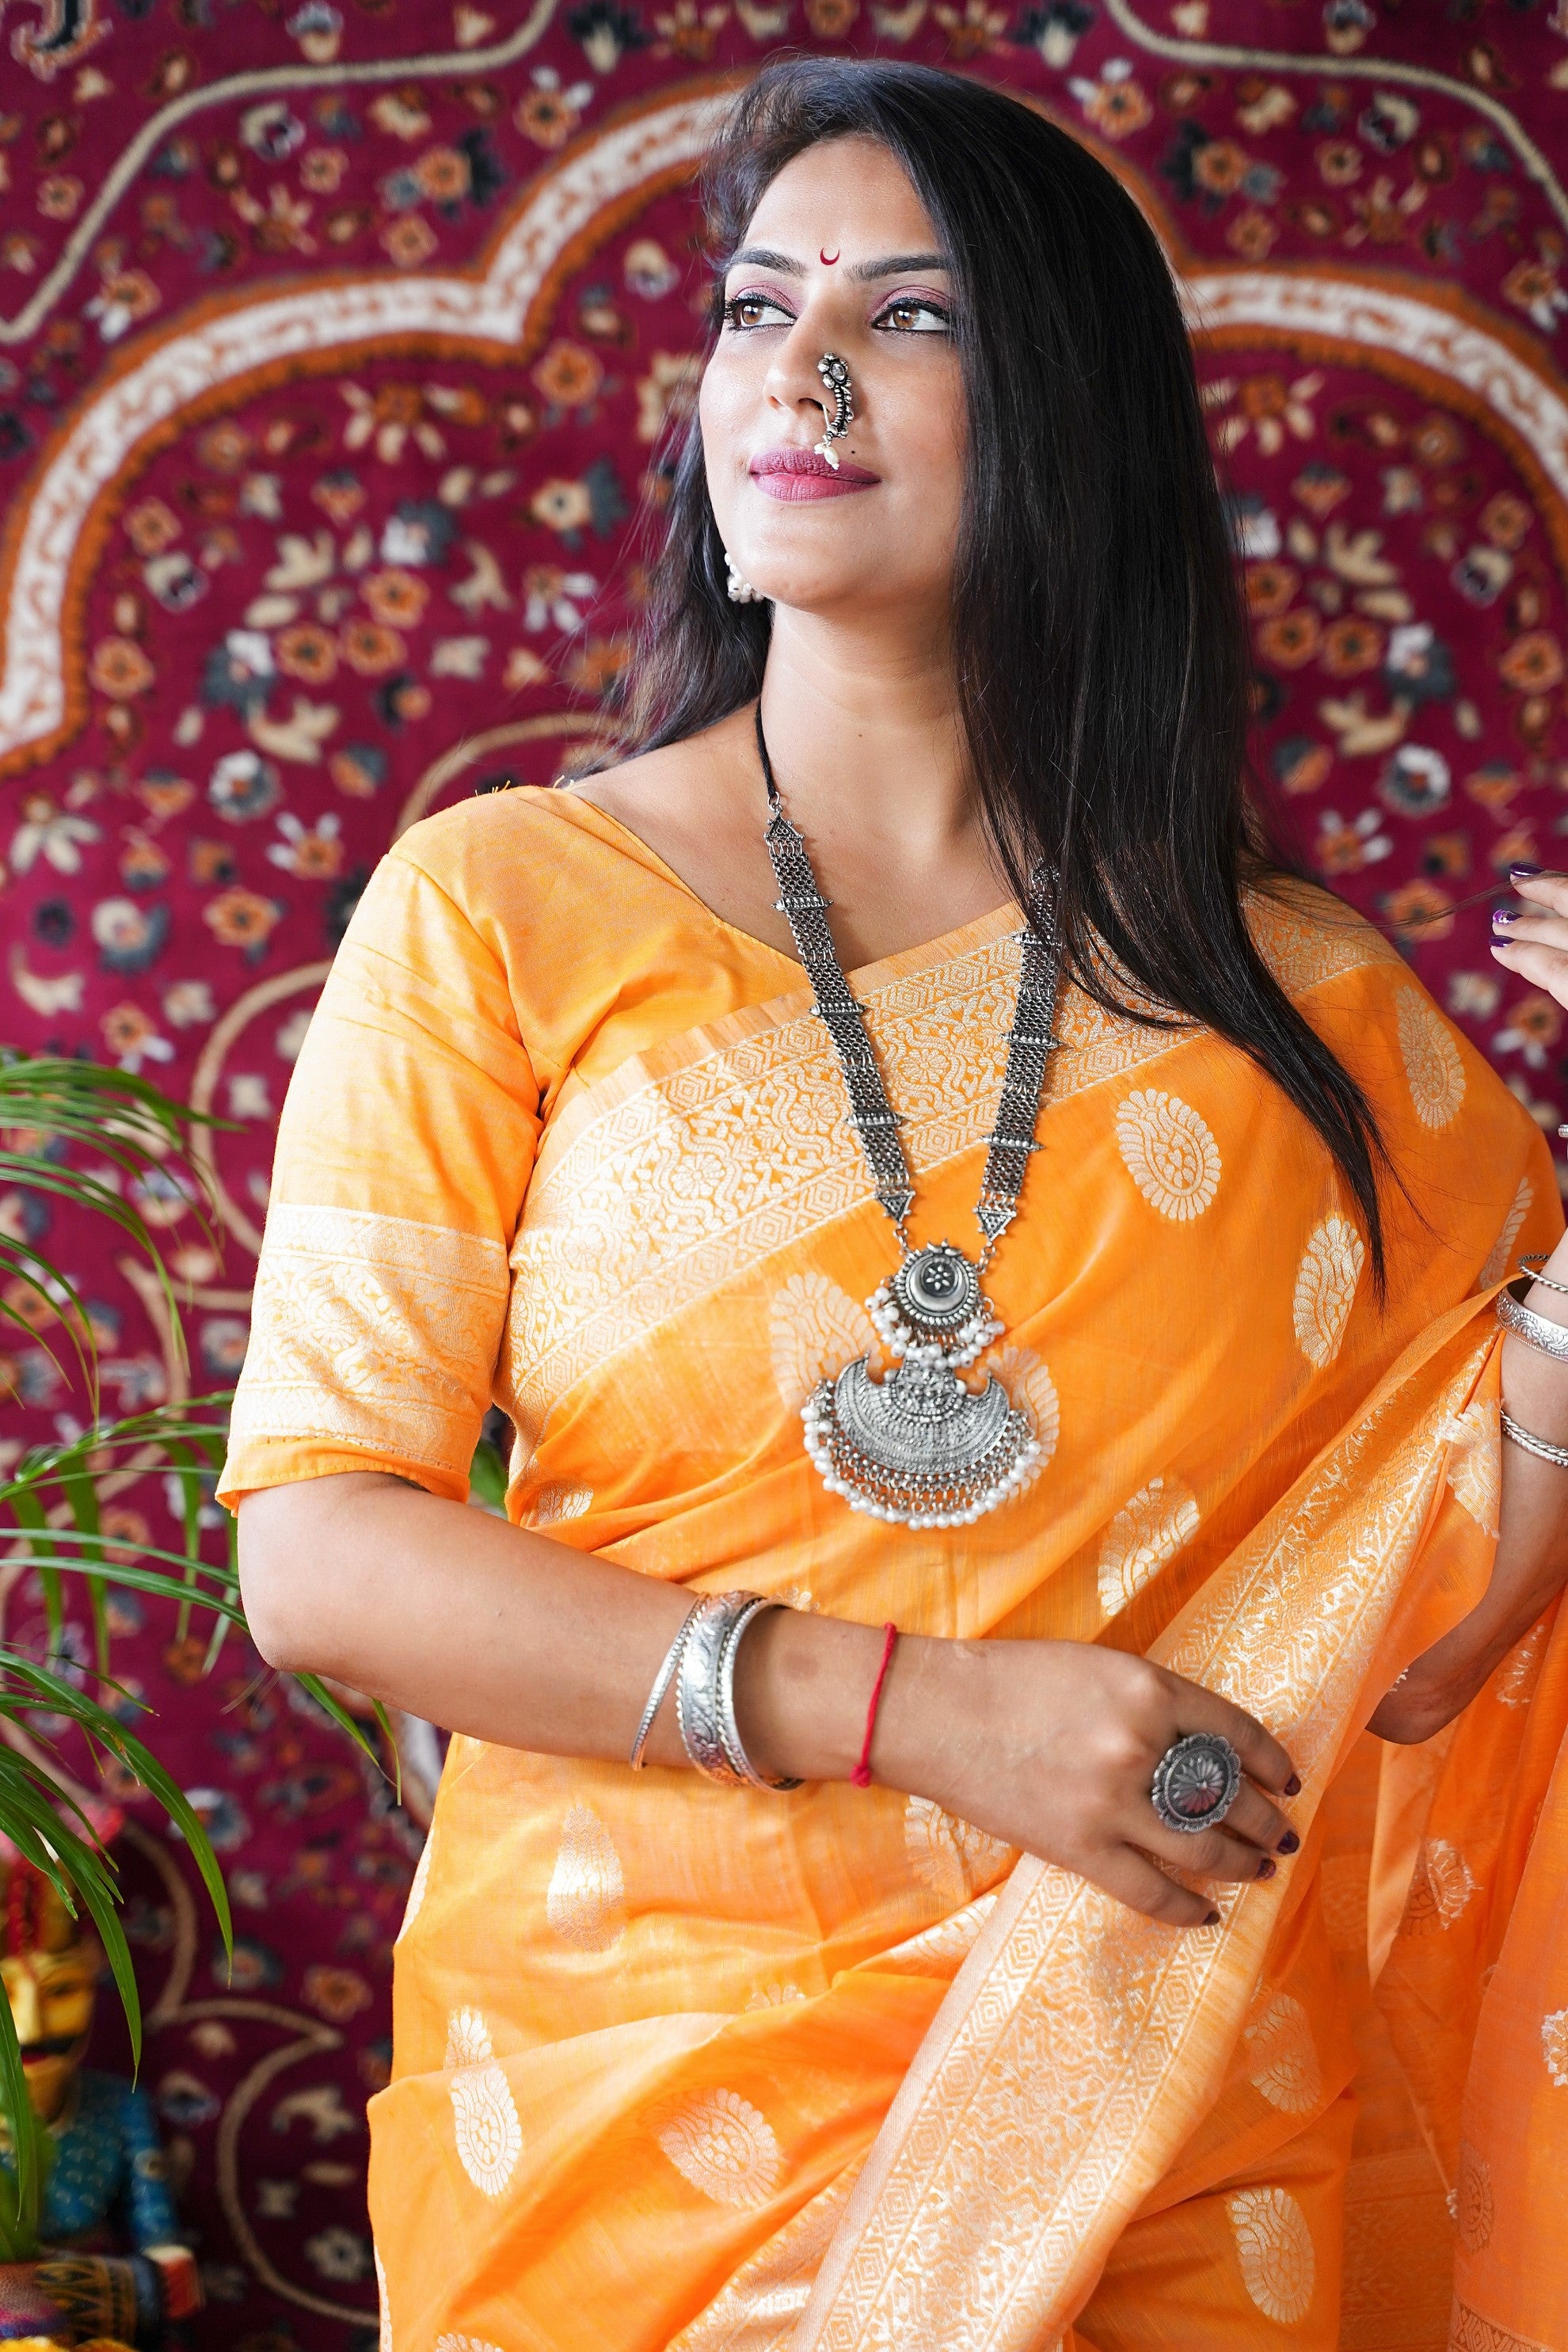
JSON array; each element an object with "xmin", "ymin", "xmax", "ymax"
[{"xmin": 3, "ymin": 2071, "xmax": 180, "ymax": 2248}]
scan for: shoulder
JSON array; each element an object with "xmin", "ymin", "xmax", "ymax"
[{"xmin": 1245, "ymin": 873, "xmax": 1403, "ymax": 1002}]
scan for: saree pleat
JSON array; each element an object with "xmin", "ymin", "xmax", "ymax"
[{"xmin": 219, "ymin": 789, "xmax": 1565, "ymax": 2349}]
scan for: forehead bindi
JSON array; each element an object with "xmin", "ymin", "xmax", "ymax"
[{"xmin": 741, "ymin": 138, "xmax": 941, "ymax": 271}]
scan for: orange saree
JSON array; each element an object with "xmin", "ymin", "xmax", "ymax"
[{"xmin": 219, "ymin": 786, "xmax": 1567, "ymax": 2350}]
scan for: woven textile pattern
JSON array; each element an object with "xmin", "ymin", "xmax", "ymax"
[{"xmin": 2, "ymin": 2, "xmax": 1567, "ymax": 2342}]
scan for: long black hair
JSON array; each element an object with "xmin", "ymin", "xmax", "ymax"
[{"xmin": 618, "ymin": 57, "xmax": 1389, "ymax": 1277}]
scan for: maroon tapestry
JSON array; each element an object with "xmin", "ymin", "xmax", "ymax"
[{"xmin": 2, "ymin": 2, "xmax": 1566, "ymax": 2341}]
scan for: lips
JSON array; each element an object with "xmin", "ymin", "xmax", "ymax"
[{"xmin": 749, "ymin": 446, "xmax": 879, "ymax": 501}]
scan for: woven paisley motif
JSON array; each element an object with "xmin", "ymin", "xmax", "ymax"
[
  {"xmin": 1456, "ymin": 2141, "xmax": 1496, "ymax": 2252},
  {"xmin": 1096, "ymin": 1476, "xmax": 1201, "ymax": 1617},
  {"xmin": 375, "ymin": 2243, "xmax": 391, "ymax": 2352},
  {"xmin": 546, "ymin": 1803, "xmax": 626, "ymax": 1954},
  {"xmin": 444, "ymin": 2008, "xmax": 523, "ymax": 2198},
  {"xmin": 1292, "ymin": 1214, "xmax": 1365, "ymax": 1368},
  {"xmin": 1114, "ymin": 1090, "xmax": 1221, "ymax": 1221},
  {"xmin": 1442, "ymin": 1398, "xmax": 1501, "ymax": 1539},
  {"xmin": 436, "ymin": 2339, "xmax": 505, "ymax": 2351},
  {"xmin": 1243, "ymin": 1989, "xmax": 1323, "ymax": 2117},
  {"xmin": 768, "ymin": 1273, "xmax": 876, "ymax": 1410},
  {"xmin": 1498, "ymin": 1616, "xmax": 1548, "ymax": 1708},
  {"xmin": 530, "ymin": 1484, "xmax": 593, "ymax": 1527},
  {"xmin": 1395, "ymin": 987, "xmax": 1466, "ymax": 1129},
  {"xmin": 1479, "ymin": 1173, "xmax": 1534, "ymax": 1288},
  {"xmin": 397, "ymin": 1827, "xmax": 433, "ymax": 1942},
  {"xmin": 983, "ymin": 1345, "xmax": 1060, "ymax": 1467},
  {"xmin": 903, "ymin": 1795, "xmax": 1015, "ymax": 1906},
  {"xmin": 657, "ymin": 2088, "xmax": 782, "ymax": 2209},
  {"xmin": 1542, "ymin": 2008, "xmax": 1568, "ymax": 2088},
  {"xmin": 1227, "ymin": 2185, "xmax": 1316, "ymax": 2323},
  {"xmin": 1402, "ymin": 1836, "xmax": 1478, "ymax": 1932}
]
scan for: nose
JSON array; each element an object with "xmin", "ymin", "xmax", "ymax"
[{"xmin": 762, "ymin": 318, "xmax": 835, "ymax": 438}]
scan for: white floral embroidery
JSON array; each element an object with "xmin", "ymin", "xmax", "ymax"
[
  {"xmin": 768, "ymin": 1273, "xmax": 876, "ymax": 1410},
  {"xmin": 1115, "ymin": 1089, "xmax": 1221, "ymax": 1220},
  {"xmin": 445, "ymin": 2009, "xmax": 522, "ymax": 2198},
  {"xmin": 436, "ymin": 2338, "xmax": 505, "ymax": 2352},
  {"xmin": 744, "ymin": 1981, "xmax": 807, "ymax": 2009},
  {"xmin": 1543, "ymin": 2008, "xmax": 1568, "ymax": 2088},
  {"xmin": 1292, "ymin": 1214, "xmax": 1364, "ymax": 1368},
  {"xmin": 546, "ymin": 1803, "xmax": 626, "ymax": 1953},
  {"xmin": 1404, "ymin": 1837, "xmax": 1477, "ymax": 1932},
  {"xmin": 1228, "ymin": 2185, "xmax": 1316, "ymax": 2323},
  {"xmin": 375, "ymin": 2243, "xmax": 391, "ymax": 2352},
  {"xmin": 397, "ymin": 1828, "xmax": 433, "ymax": 1942},
  {"xmin": 1097, "ymin": 1477, "xmax": 1200, "ymax": 1617},
  {"xmin": 903, "ymin": 1796, "xmax": 1014, "ymax": 1906},
  {"xmin": 1441, "ymin": 1398, "xmax": 1501, "ymax": 1539},
  {"xmin": 657, "ymin": 2088, "xmax": 782, "ymax": 2208},
  {"xmin": 530, "ymin": 1482, "xmax": 592, "ymax": 1526},
  {"xmin": 1243, "ymin": 1989, "xmax": 1323, "ymax": 2116},
  {"xmin": 1479, "ymin": 1174, "xmax": 1533, "ymax": 1288},
  {"xmin": 1498, "ymin": 1616, "xmax": 1547, "ymax": 1708},
  {"xmin": 1395, "ymin": 986, "xmax": 1465, "ymax": 1129}
]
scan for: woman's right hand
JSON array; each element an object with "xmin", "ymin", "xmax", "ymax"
[{"xmin": 874, "ymin": 1636, "xmax": 1301, "ymax": 1930}]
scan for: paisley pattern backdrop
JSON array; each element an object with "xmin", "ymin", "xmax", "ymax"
[{"xmin": 2, "ymin": 2, "xmax": 1567, "ymax": 2340}]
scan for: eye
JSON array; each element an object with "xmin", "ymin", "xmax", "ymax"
[
  {"xmin": 722, "ymin": 290, "xmax": 796, "ymax": 332},
  {"xmin": 872, "ymin": 295, "xmax": 951, "ymax": 335}
]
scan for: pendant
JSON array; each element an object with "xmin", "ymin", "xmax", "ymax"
[{"xmin": 800, "ymin": 1243, "xmax": 1042, "ymax": 1528}]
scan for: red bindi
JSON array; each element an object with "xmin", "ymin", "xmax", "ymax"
[{"xmin": 820, "ymin": 248, "xmax": 840, "ymax": 265}]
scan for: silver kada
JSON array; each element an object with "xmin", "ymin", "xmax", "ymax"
[
  {"xmin": 757, "ymin": 706, "xmax": 1063, "ymax": 1532},
  {"xmin": 1149, "ymin": 1732, "xmax": 1243, "ymax": 1835}
]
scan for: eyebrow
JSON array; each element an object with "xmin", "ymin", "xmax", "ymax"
[{"xmin": 725, "ymin": 245, "xmax": 950, "ymax": 284}]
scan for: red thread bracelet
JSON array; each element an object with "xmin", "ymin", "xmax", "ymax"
[{"xmin": 851, "ymin": 1623, "xmax": 899, "ymax": 1789}]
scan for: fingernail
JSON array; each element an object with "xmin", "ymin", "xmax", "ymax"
[
  {"xmin": 1277, "ymin": 1829, "xmax": 1300, "ymax": 1854},
  {"xmin": 1493, "ymin": 909, "xmax": 1518, "ymax": 927},
  {"xmin": 1255, "ymin": 1856, "xmax": 1277, "ymax": 1880},
  {"xmin": 1512, "ymin": 862, "xmax": 1543, "ymax": 877},
  {"xmin": 1203, "ymin": 1909, "xmax": 1222, "ymax": 1926},
  {"xmin": 1284, "ymin": 1774, "xmax": 1301, "ymax": 1796}
]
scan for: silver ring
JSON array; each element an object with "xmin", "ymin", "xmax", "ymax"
[{"xmin": 1150, "ymin": 1732, "xmax": 1243, "ymax": 1836}]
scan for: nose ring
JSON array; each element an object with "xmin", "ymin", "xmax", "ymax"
[{"xmin": 815, "ymin": 352, "xmax": 854, "ymax": 470}]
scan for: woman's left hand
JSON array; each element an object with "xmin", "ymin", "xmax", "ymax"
[{"xmin": 1492, "ymin": 866, "xmax": 1568, "ymax": 1004}]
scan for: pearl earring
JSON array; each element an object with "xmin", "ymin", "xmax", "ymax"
[{"xmin": 725, "ymin": 550, "xmax": 765, "ymax": 604}]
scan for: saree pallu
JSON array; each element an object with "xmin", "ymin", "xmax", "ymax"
[{"xmin": 219, "ymin": 789, "xmax": 1567, "ymax": 2351}]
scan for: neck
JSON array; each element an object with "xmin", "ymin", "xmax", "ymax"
[{"xmin": 756, "ymin": 604, "xmax": 982, "ymax": 866}]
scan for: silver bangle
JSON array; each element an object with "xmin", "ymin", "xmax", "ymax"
[
  {"xmin": 629, "ymin": 1599, "xmax": 702, "ymax": 1772},
  {"xmin": 676, "ymin": 1592, "xmax": 802, "ymax": 1793},
  {"xmin": 717, "ymin": 1597, "xmax": 802, "ymax": 1793},
  {"xmin": 1498, "ymin": 1277, "xmax": 1568, "ymax": 1364},
  {"xmin": 1519, "ymin": 1255, "xmax": 1568, "ymax": 1298},
  {"xmin": 1501, "ymin": 1405, "xmax": 1568, "ymax": 1469}
]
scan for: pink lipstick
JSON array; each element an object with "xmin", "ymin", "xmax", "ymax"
[{"xmin": 750, "ymin": 447, "xmax": 880, "ymax": 501}]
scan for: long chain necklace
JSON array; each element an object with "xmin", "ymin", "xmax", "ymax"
[{"xmin": 756, "ymin": 709, "xmax": 1063, "ymax": 1530}]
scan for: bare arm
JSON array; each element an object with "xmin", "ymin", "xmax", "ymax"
[{"xmin": 238, "ymin": 1475, "xmax": 1300, "ymax": 1929}]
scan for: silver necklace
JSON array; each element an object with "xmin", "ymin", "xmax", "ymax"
[{"xmin": 756, "ymin": 709, "xmax": 1062, "ymax": 1531}]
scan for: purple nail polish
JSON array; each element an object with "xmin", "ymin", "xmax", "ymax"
[
  {"xmin": 1256, "ymin": 1857, "xmax": 1277, "ymax": 1880},
  {"xmin": 1277, "ymin": 1829, "xmax": 1300, "ymax": 1855},
  {"xmin": 1493, "ymin": 909, "xmax": 1518, "ymax": 927},
  {"xmin": 1284, "ymin": 1774, "xmax": 1301, "ymax": 1796},
  {"xmin": 1512, "ymin": 862, "xmax": 1544, "ymax": 877},
  {"xmin": 1203, "ymin": 1909, "xmax": 1221, "ymax": 1926}
]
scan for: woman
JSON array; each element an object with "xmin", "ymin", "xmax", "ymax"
[{"xmin": 224, "ymin": 60, "xmax": 1568, "ymax": 2350}]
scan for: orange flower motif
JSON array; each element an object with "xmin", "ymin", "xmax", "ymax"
[
  {"xmin": 362, "ymin": 568, "xmax": 429, "ymax": 628},
  {"xmin": 340, "ymin": 619, "xmax": 406, "ymax": 676},
  {"xmin": 516, "ymin": 88, "xmax": 580, "ymax": 148},
  {"xmin": 1079, "ymin": 80, "xmax": 1152, "ymax": 139},
  {"xmin": 1320, "ymin": 616, "xmax": 1385, "ymax": 677},
  {"xmin": 101, "ymin": 1003, "xmax": 158, "ymax": 1058},
  {"xmin": 381, "ymin": 214, "xmax": 438, "ymax": 268},
  {"xmin": 1481, "ymin": 493, "xmax": 1532, "ymax": 552},
  {"xmin": 303, "ymin": 1965, "xmax": 372, "ymax": 2023},
  {"xmin": 1227, "ymin": 208, "xmax": 1277, "ymax": 261},
  {"xmin": 1192, "ymin": 140, "xmax": 1249, "ymax": 196},
  {"xmin": 1316, "ymin": 141, "xmax": 1361, "ymax": 186},
  {"xmin": 1381, "ymin": 879, "xmax": 1453, "ymax": 941},
  {"xmin": 565, "ymin": 635, "xmax": 632, "ymax": 699},
  {"xmin": 203, "ymin": 889, "xmax": 281, "ymax": 950},
  {"xmin": 1244, "ymin": 563, "xmax": 1297, "ymax": 617},
  {"xmin": 414, "ymin": 145, "xmax": 471, "ymax": 202},
  {"xmin": 89, "ymin": 637, "xmax": 155, "ymax": 699},
  {"xmin": 276, "ymin": 622, "xmax": 338, "ymax": 683},
  {"xmin": 1501, "ymin": 991, "xmax": 1562, "ymax": 1049},
  {"xmin": 126, "ymin": 498, "xmax": 181, "ymax": 557},
  {"xmin": 300, "ymin": 147, "xmax": 348, "ymax": 194},
  {"xmin": 803, "ymin": 0, "xmax": 854, "ymax": 32},
  {"xmin": 1499, "ymin": 632, "xmax": 1565, "ymax": 694},
  {"xmin": 1257, "ymin": 610, "xmax": 1321, "ymax": 669},
  {"xmin": 532, "ymin": 340, "xmax": 604, "ymax": 410},
  {"xmin": 37, "ymin": 174, "xmax": 83, "ymax": 219}
]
